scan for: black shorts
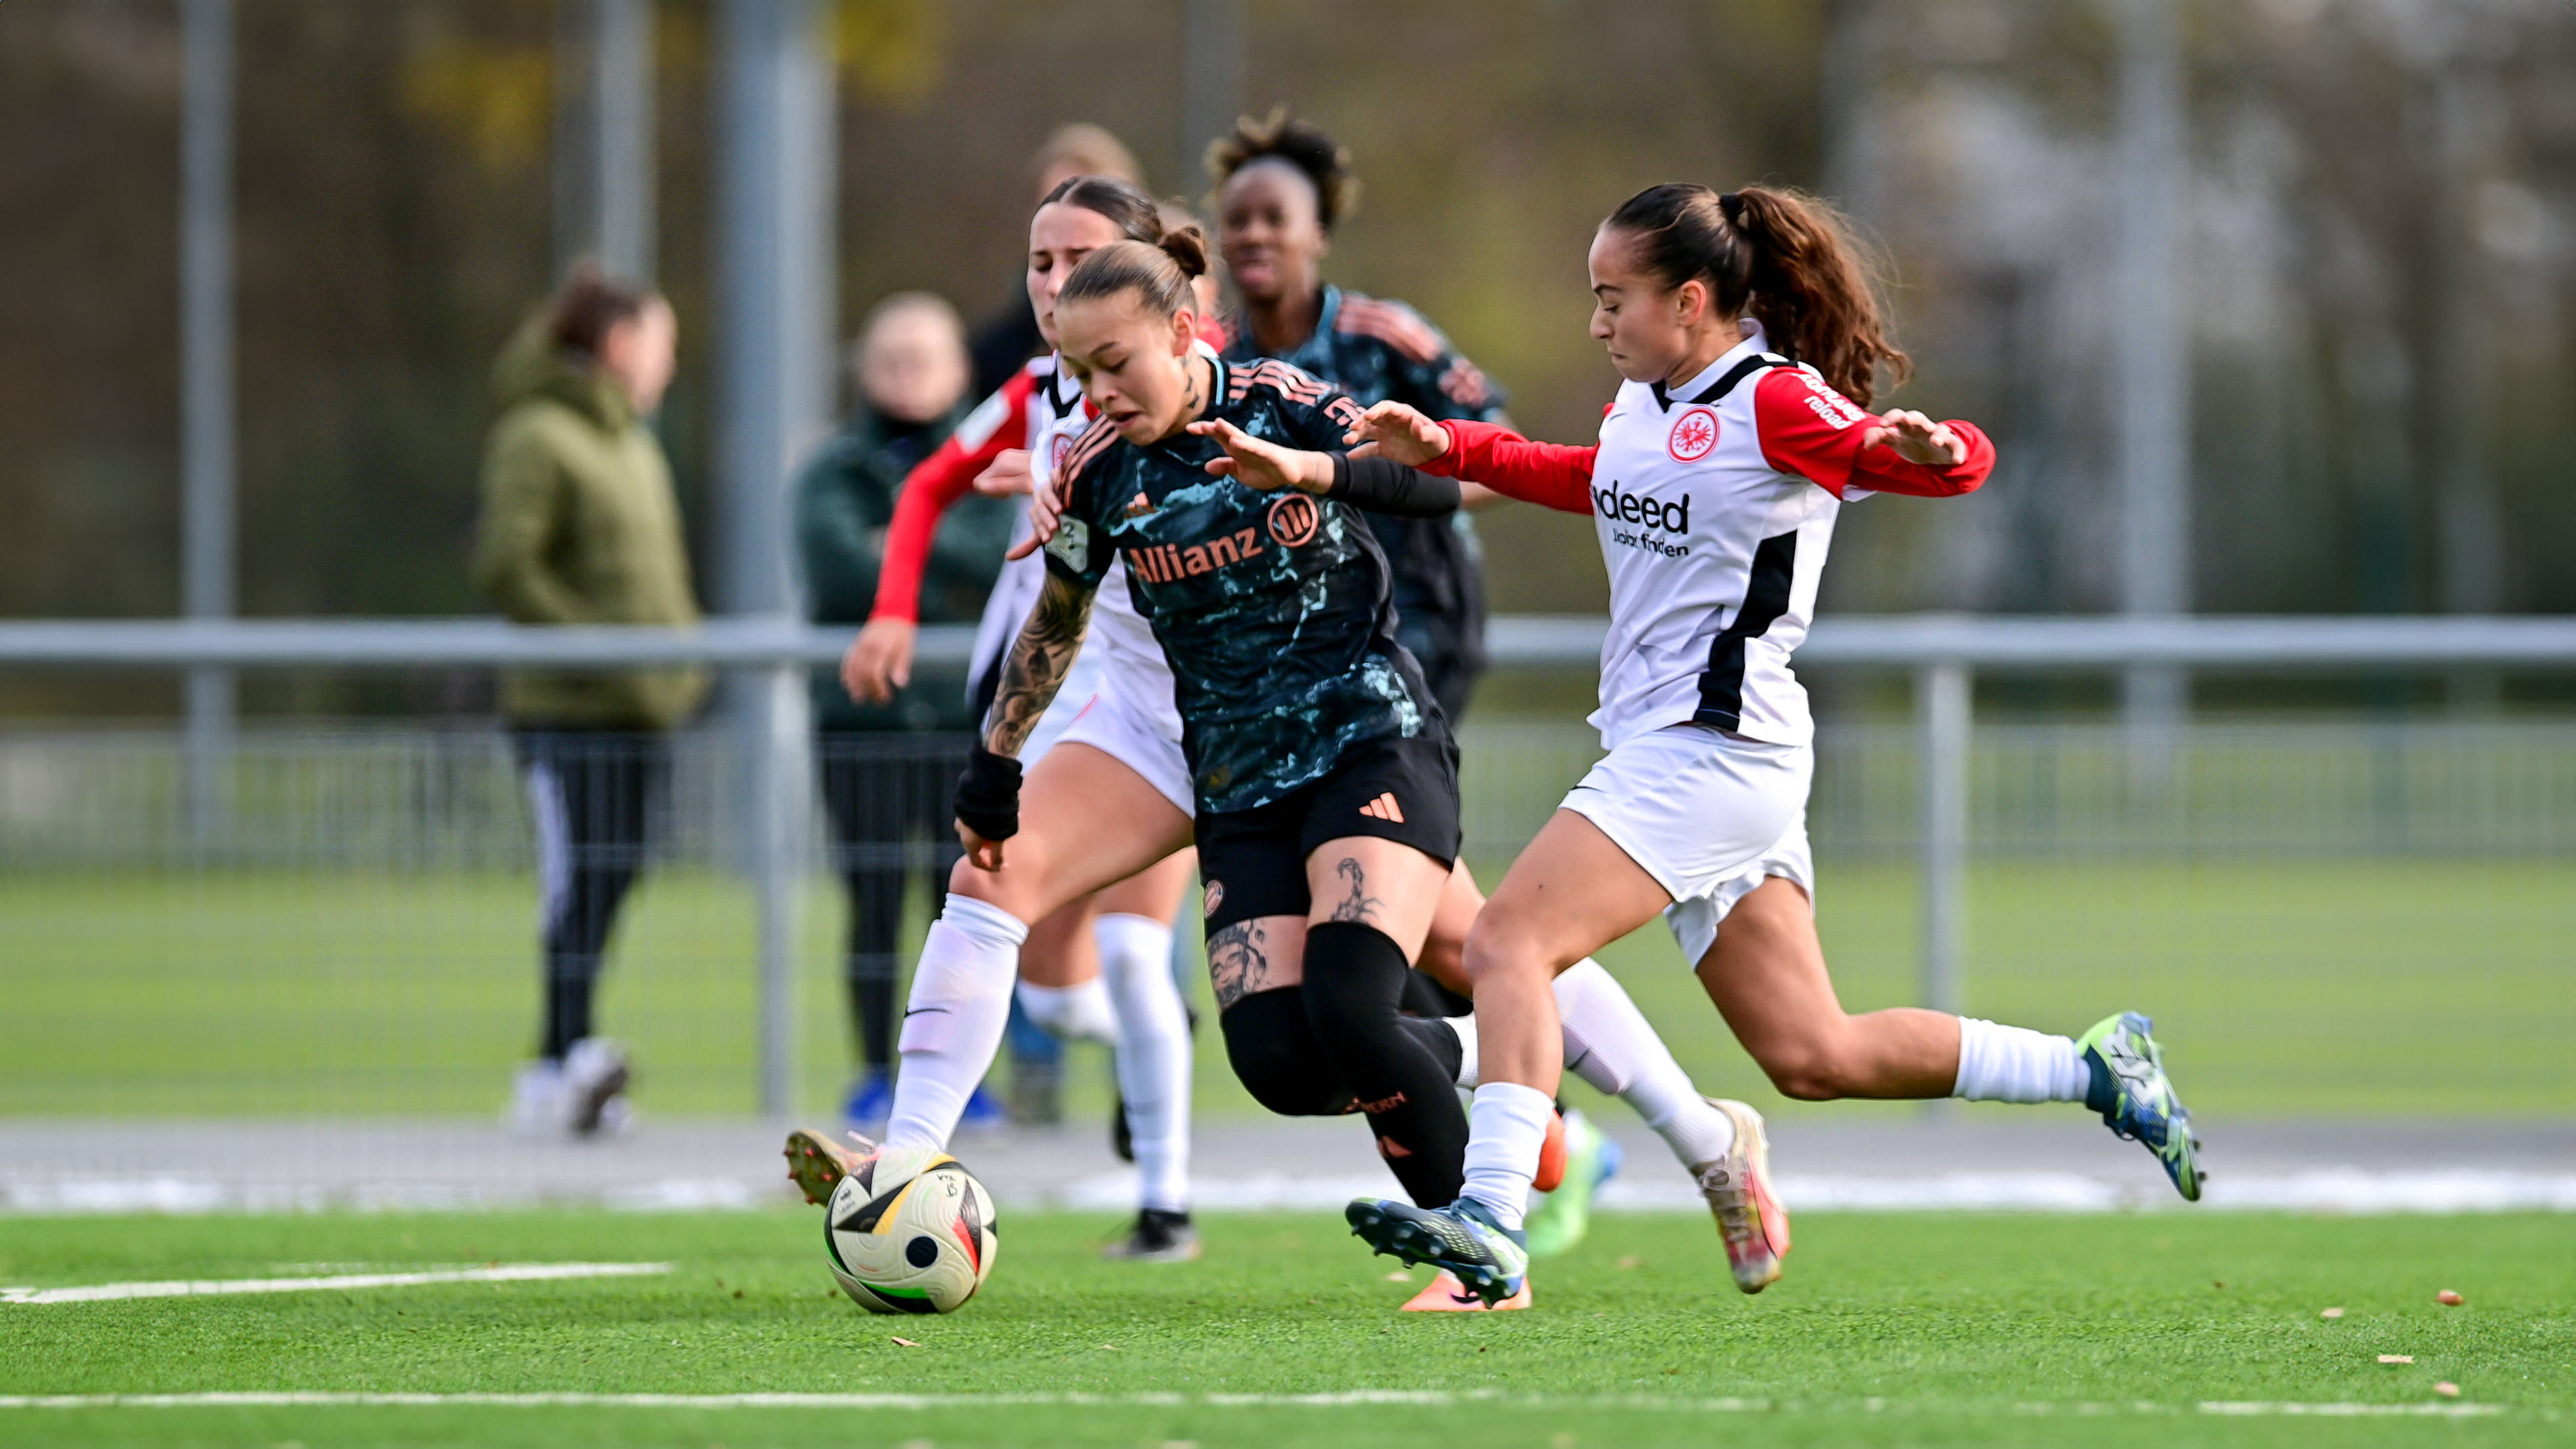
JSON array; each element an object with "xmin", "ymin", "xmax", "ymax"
[{"xmin": 1195, "ymin": 730, "xmax": 1461, "ymax": 936}]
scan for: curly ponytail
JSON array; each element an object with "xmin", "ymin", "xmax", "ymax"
[{"xmin": 1603, "ymin": 183, "xmax": 1908, "ymax": 407}]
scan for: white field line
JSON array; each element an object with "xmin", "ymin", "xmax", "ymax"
[
  {"xmin": 0, "ymin": 1262, "xmax": 671, "ymax": 1305},
  {"xmin": 0, "ymin": 1391, "xmax": 2521, "ymax": 1419}
]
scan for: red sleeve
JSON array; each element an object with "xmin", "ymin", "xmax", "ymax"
[
  {"xmin": 1419, "ymin": 418, "xmax": 1597, "ymax": 514},
  {"xmin": 1751, "ymin": 368, "xmax": 1993, "ymax": 500},
  {"xmin": 869, "ymin": 371, "xmax": 1034, "ymax": 622}
]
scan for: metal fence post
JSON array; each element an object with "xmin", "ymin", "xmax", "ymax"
[
  {"xmin": 751, "ymin": 660, "xmax": 809, "ymax": 1118},
  {"xmin": 1918, "ymin": 662, "xmax": 1971, "ymax": 1024},
  {"xmin": 181, "ymin": 0, "xmax": 236, "ymax": 852}
]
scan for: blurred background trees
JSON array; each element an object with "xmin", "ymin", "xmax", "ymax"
[{"xmin": 1, "ymin": 0, "xmax": 2571, "ymax": 683}]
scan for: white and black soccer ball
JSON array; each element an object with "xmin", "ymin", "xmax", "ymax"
[{"xmin": 823, "ymin": 1146, "xmax": 998, "ymax": 1315}]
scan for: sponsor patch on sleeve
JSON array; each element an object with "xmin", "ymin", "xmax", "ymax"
[{"xmin": 1044, "ymin": 516, "xmax": 1090, "ymax": 574}]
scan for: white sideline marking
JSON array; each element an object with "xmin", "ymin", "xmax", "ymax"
[
  {"xmin": 0, "ymin": 1262, "xmax": 672, "ymax": 1305},
  {"xmin": 0, "ymin": 1391, "xmax": 2516, "ymax": 1418}
]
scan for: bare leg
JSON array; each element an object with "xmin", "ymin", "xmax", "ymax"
[
  {"xmin": 1461, "ymin": 810, "xmax": 1671, "ymax": 1096},
  {"xmin": 886, "ymin": 745, "xmax": 1190, "ymax": 1150},
  {"xmin": 1693, "ymin": 878, "xmax": 1960, "ymax": 1100}
]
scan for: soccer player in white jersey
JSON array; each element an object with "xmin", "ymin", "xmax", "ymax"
[{"xmin": 1339, "ymin": 184, "xmax": 2202, "ymax": 1306}]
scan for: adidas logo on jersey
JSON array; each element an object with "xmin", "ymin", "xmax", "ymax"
[
  {"xmin": 1358, "ymin": 792, "xmax": 1406, "ymax": 823},
  {"xmin": 1593, "ymin": 480, "xmax": 1690, "ymax": 533},
  {"xmin": 1124, "ymin": 491, "xmax": 1153, "ymax": 518}
]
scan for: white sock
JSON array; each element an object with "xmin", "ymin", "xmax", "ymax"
[
  {"xmin": 1017, "ymin": 977, "xmax": 1119, "ymax": 1046},
  {"xmin": 884, "ymin": 895, "xmax": 1027, "ymax": 1148},
  {"xmin": 1441, "ymin": 1014, "xmax": 1478, "ymax": 1089},
  {"xmin": 1553, "ymin": 958, "xmax": 1734, "ymax": 1169},
  {"xmin": 1095, "ymin": 911, "xmax": 1192, "ymax": 1214},
  {"xmin": 1458, "ymin": 1081, "xmax": 1555, "ymax": 1231},
  {"xmin": 1952, "ymin": 1017, "xmax": 2088, "ymax": 1104}
]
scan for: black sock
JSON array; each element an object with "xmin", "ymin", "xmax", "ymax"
[
  {"xmin": 1399, "ymin": 1015, "xmax": 1464, "ymax": 1085},
  {"xmin": 1301, "ymin": 921, "xmax": 1471, "ymax": 1208},
  {"xmin": 541, "ymin": 952, "xmax": 601, "ymax": 1060},
  {"xmin": 1397, "ymin": 968, "xmax": 1473, "ymax": 1019}
]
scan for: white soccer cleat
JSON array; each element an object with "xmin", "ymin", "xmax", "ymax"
[{"xmin": 557, "ymin": 1038, "xmax": 633, "ymax": 1137}]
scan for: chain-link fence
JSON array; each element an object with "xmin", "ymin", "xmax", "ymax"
[{"xmin": 6, "ymin": 704, "xmax": 2571, "ymax": 1134}]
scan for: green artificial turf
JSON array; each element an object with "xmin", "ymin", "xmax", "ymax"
[
  {"xmin": 0, "ymin": 1209, "xmax": 2566, "ymax": 1446},
  {"xmin": 3, "ymin": 854, "xmax": 2571, "ymax": 1119}
]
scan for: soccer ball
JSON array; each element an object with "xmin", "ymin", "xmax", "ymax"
[{"xmin": 823, "ymin": 1146, "xmax": 998, "ymax": 1314}]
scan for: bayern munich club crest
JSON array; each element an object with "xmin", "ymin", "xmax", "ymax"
[
  {"xmin": 1667, "ymin": 406, "xmax": 1720, "ymax": 462},
  {"xmin": 1048, "ymin": 432, "xmax": 1074, "ymax": 477},
  {"xmin": 1267, "ymin": 493, "xmax": 1319, "ymax": 547}
]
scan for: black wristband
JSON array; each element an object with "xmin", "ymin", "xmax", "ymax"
[
  {"xmin": 953, "ymin": 741, "xmax": 1023, "ymax": 842},
  {"xmin": 1327, "ymin": 453, "xmax": 1464, "ymax": 517}
]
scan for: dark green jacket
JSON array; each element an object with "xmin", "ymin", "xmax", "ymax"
[
  {"xmin": 470, "ymin": 320, "xmax": 709, "ymax": 731},
  {"xmin": 795, "ymin": 402, "xmax": 1018, "ymax": 731}
]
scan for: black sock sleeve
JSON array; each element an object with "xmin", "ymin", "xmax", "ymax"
[
  {"xmin": 1327, "ymin": 455, "xmax": 1463, "ymax": 517},
  {"xmin": 1301, "ymin": 920, "xmax": 1471, "ymax": 1207},
  {"xmin": 1219, "ymin": 987, "xmax": 1355, "ymax": 1118}
]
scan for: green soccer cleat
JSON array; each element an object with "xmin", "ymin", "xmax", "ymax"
[
  {"xmin": 1523, "ymin": 1109, "xmax": 1621, "ymax": 1259},
  {"xmin": 2078, "ymin": 1011, "xmax": 2202, "ymax": 1202},
  {"xmin": 1346, "ymin": 1196, "xmax": 1529, "ymax": 1306}
]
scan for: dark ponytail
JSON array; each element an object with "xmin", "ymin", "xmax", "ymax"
[
  {"xmin": 1603, "ymin": 183, "xmax": 1908, "ymax": 407},
  {"xmin": 1059, "ymin": 227, "xmax": 1211, "ymax": 318}
]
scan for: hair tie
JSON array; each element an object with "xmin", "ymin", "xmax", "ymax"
[{"xmin": 1718, "ymin": 191, "xmax": 1744, "ymax": 225}]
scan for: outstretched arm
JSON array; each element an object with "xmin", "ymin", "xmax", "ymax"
[
  {"xmin": 1752, "ymin": 369, "xmax": 1992, "ymax": 499},
  {"xmin": 1187, "ymin": 417, "xmax": 1463, "ymax": 517},
  {"xmin": 953, "ymin": 568, "xmax": 1095, "ymax": 871},
  {"xmin": 1343, "ymin": 401, "xmax": 1597, "ymax": 514}
]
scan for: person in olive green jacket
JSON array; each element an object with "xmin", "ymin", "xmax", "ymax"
[
  {"xmin": 796, "ymin": 293, "xmax": 1018, "ymax": 1131},
  {"xmin": 470, "ymin": 267, "xmax": 707, "ymax": 1138}
]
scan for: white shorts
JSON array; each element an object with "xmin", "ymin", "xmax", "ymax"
[
  {"xmin": 1559, "ymin": 723, "xmax": 1815, "ymax": 967},
  {"xmin": 1052, "ymin": 681, "xmax": 1195, "ymax": 818}
]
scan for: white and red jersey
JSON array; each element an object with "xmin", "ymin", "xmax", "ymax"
[
  {"xmin": 875, "ymin": 353, "xmax": 1179, "ymax": 741},
  {"xmin": 1422, "ymin": 325, "xmax": 1993, "ymax": 751}
]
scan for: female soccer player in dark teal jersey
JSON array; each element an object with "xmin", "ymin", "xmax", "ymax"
[{"xmin": 958, "ymin": 226, "xmax": 1485, "ymax": 1209}]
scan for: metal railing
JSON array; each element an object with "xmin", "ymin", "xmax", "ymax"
[{"xmin": 6, "ymin": 612, "xmax": 2575, "ymax": 1116}]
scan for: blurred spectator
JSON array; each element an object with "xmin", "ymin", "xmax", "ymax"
[
  {"xmin": 966, "ymin": 123, "xmax": 1145, "ymax": 397},
  {"xmin": 470, "ymin": 266, "xmax": 706, "ymax": 1137},
  {"xmin": 796, "ymin": 293, "xmax": 1019, "ymax": 1132}
]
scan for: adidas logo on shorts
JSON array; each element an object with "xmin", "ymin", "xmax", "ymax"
[{"xmin": 1358, "ymin": 792, "xmax": 1405, "ymax": 823}]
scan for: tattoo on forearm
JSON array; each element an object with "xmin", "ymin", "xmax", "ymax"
[
  {"xmin": 1328, "ymin": 857, "xmax": 1384, "ymax": 925},
  {"xmin": 983, "ymin": 571, "xmax": 1094, "ymax": 756},
  {"xmin": 1208, "ymin": 920, "xmax": 1278, "ymax": 1011}
]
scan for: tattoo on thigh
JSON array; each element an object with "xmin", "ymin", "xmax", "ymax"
[
  {"xmin": 1207, "ymin": 920, "xmax": 1276, "ymax": 1010},
  {"xmin": 1329, "ymin": 857, "xmax": 1384, "ymax": 925}
]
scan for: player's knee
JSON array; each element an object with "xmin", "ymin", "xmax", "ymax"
[
  {"xmin": 1459, "ymin": 913, "xmax": 1551, "ymax": 996},
  {"xmin": 1753, "ymin": 1035, "xmax": 1860, "ymax": 1102},
  {"xmin": 1220, "ymin": 987, "xmax": 1352, "ymax": 1116},
  {"xmin": 943, "ymin": 850, "xmax": 1040, "ymax": 920}
]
